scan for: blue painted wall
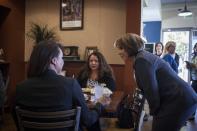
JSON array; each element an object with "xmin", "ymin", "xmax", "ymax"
[{"xmin": 143, "ymin": 21, "xmax": 161, "ymax": 43}]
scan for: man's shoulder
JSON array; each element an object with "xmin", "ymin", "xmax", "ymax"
[
  {"xmin": 56, "ymin": 76, "xmax": 81, "ymax": 89},
  {"xmin": 17, "ymin": 79, "xmax": 33, "ymax": 87},
  {"xmin": 56, "ymin": 75, "xmax": 76, "ymax": 84}
]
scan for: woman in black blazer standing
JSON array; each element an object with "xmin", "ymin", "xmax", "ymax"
[{"xmin": 114, "ymin": 33, "xmax": 197, "ymax": 131}]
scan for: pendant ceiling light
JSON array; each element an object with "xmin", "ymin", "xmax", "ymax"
[{"xmin": 178, "ymin": 0, "xmax": 192, "ymax": 17}]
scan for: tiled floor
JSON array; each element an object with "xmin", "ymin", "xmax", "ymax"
[
  {"xmin": 142, "ymin": 116, "xmax": 197, "ymax": 131},
  {"xmin": 0, "ymin": 112, "xmax": 197, "ymax": 131}
]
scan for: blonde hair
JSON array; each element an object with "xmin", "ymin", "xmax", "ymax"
[{"xmin": 163, "ymin": 41, "xmax": 176, "ymax": 55}]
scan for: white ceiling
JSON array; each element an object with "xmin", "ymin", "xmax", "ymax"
[
  {"xmin": 142, "ymin": 0, "xmax": 161, "ymax": 21},
  {"xmin": 161, "ymin": 0, "xmax": 197, "ymax": 4},
  {"xmin": 142, "ymin": 0, "xmax": 197, "ymax": 22}
]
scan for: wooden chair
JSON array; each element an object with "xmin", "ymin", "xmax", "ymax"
[{"xmin": 15, "ymin": 106, "xmax": 81, "ymax": 131}]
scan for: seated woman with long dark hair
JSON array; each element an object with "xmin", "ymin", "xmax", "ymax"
[{"xmin": 77, "ymin": 51, "xmax": 115, "ymax": 92}]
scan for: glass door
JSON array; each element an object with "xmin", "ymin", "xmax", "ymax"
[
  {"xmin": 191, "ymin": 30, "xmax": 197, "ymax": 50},
  {"xmin": 162, "ymin": 28, "xmax": 191, "ymax": 82}
]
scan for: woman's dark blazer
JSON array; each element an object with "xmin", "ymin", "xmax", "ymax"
[
  {"xmin": 134, "ymin": 50, "xmax": 197, "ymax": 117},
  {"xmin": 77, "ymin": 73, "xmax": 115, "ymax": 92},
  {"xmin": 15, "ymin": 69, "xmax": 99, "ymax": 129}
]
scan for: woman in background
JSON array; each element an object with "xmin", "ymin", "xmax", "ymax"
[
  {"xmin": 186, "ymin": 42, "xmax": 197, "ymax": 93},
  {"xmin": 162, "ymin": 41, "xmax": 179, "ymax": 73},
  {"xmin": 114, "ymin": 33, "xmax": 197, "ymax": 131},
  {"xmin": 154, "ymin": 42, "xmax": 163, "ymax": 57},
  {"xmin": 77, "ymin": 51, "xmax": 115, "ymax": 92},
  {"xmin": 186, "ymin": 43, "xmax": 197, "ymax": 120}
]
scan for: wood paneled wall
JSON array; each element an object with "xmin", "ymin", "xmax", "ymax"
[
  {"xmin": 123, "ymin": 0, "xmax": 141, "ymax": 94},
  {"xmin": 126, "ymin": 0, "xmax": 141, "ymax": 34},
  {"xmin": 0, "ymin": 0, "xmax": 25, "ymax": 108},
  {"xmin": 0, "ymin": 0, "xmax": 141, "ymax": 109},
  {"xmin": 64, "ymin": 0, "xmax": 142, "ymax": 94}
]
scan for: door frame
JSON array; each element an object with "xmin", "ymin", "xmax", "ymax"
[
  {"xmin": 162, "ymin": 27, "xmax": 193, "ymax": 61},
  {"xmin": 162, "ymin": 27, "xmax": 193, "ymax": 82}
]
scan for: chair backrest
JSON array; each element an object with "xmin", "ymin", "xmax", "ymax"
[{"xmin": 15, "ymin": 106, "xmax": 81, "ymax": 131}]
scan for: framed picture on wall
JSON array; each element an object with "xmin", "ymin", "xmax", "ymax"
[
  {"xmin": 60, "ymin": 0, "xmax": 84, "ymax": 30},
  {"xmin": 84, "ymin": 46, "xmax": 98, "ymax": 60}
]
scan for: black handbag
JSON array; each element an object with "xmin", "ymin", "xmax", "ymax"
[
  {"xmin": 117, "ymin": 88, "xmax": 145, "ymax": 129},
  {"xmin": 117, "ymin": 94, "xmax": 134, "ymax": 128}
]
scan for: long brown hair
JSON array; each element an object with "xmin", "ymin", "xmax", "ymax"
[
  {"xmin": 27, "ymin": 40, "xmax": 63, "ymax": 78},
  {"xmin": 79, "ymin": 51, "xmax": 114, "ymax": 80}
]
